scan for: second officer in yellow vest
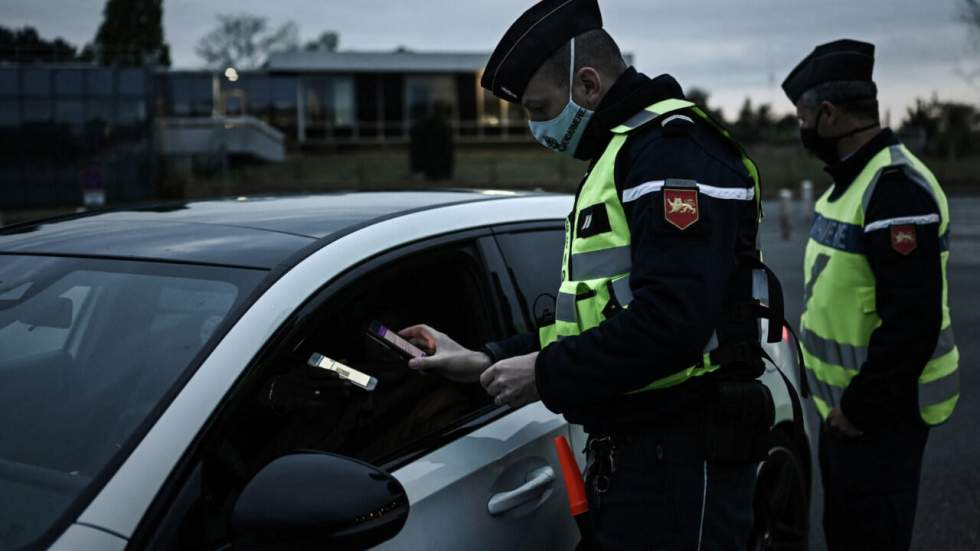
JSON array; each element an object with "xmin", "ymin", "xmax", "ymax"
[
  {"xmin": 783, "ymin": 39, "xmax": 959, "ymax": 551},
  {"xmin": 401, "ymin": 1, "xmax": 782, "ymax": 549}
]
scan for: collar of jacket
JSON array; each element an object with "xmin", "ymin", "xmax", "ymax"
[
  {"xmin": 824, "ymin": 128, "xmax": 899, "ymax": 200},
  {"xmin": 574, "ymin": 68, "xmax": 687, "ymax": 161}
]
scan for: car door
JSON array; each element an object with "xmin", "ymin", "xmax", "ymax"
[
  {"xmin": 372, "ymin": 234, "xmax": 578, "ymax": 550},
  {"xmin": 131, "ymin": 229, "xmax": 579, "ymax": 551},
  {"xmin": 374, "ymin": 401, "xmax": 577, "ymax": 551}
]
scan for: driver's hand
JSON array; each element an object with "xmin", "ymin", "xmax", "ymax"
[{"xmin": 398, "ymin": 324, "xmax": 491, "ymax": 383}]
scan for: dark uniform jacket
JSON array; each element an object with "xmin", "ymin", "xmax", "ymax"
[
  {"xmin": 484, "ymin": 68, "xmax": 760, "ymax": 433},
  {"xmin": 826, "ymin": 129, "xmax": 944, "ymax": 431}
]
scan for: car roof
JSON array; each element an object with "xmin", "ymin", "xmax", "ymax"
[{"xmin": 0, "ymin": 190, "xmax": 553, "ymax": 269}]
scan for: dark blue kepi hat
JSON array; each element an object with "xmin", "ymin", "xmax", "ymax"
[
  {"xmin": 481, "ymin": 0, "xmax": 603, "ymax": 104},
  {"xmin": 782, "ymin": 39, "xmax": 876, "ymax": 104}
]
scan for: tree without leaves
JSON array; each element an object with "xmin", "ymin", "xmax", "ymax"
[
  {"xmin": 93, "ymin": 0, "xmax": 170, "ymax": 66},
  {"xmin": 196, "ymin": 14, "xmax": 299, "ymax": 70}
]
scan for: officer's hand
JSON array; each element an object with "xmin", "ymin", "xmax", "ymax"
[
  {"xmin": 480, "ymin": 351, "xmax": 541, "ymax": 409},
  {"xmin": 398, "ymin": 324, "xmax": 491, "ymax": 383},
  {"xmin": 828, "ymin": 407, "xmax": 863, "ymax": 438}
]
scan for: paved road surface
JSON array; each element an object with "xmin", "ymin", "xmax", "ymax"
[{"xmin": 759, "ymin": 195, "xmax": 980, "ymax": 551}]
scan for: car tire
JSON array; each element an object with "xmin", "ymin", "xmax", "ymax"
[{"xmin": 749, "ymin": 429, "xmax": 810, "ymax": 551}]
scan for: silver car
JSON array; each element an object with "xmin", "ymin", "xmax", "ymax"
[{"xmin": 0, "ymin": 191, "xmax": 810, "ymax": 550}]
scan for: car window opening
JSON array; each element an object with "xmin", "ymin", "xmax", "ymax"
[{"xmin": 164, "ymin": 243, "xmax": 500, "ymax": 549}]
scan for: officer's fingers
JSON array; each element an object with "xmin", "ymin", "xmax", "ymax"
[
  {"xmin": 399, "ymin": 325, "xmax": 439, "ymax": 352},
  {"xmin": 407, "ymin": 336, "xmax": 431, "ymax": 351},
  {"xmin": 493, "ymin": 389, "xmax": 512, "ymax": 407},
  {"xmin": 408, "ymin": 355, "xmax": 444, "ymax": 372},
  {"xmin": 504, "ymin": 392, "xmax": 526, "ymax": 409},
  {"xmin": 479, "ymin": 365, "xmax": 498, "ymax": 390},
  {"xmin": 484, "ymin": 376, "xmax": 509, "ymax": 399},
  {"xmin": 398, "ymin": 324, "xmax": 429, "ymax": 339}
]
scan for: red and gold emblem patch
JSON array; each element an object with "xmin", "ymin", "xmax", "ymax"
[
  {"xmin": 663, "ymin": 189, "xmax": 699, "ymax": 230},
  {"xmin": 890, "ymin": 224, "xmax": 917, "ymax": 255}
]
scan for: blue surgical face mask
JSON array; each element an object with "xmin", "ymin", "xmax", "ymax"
[{"xmin": 528, "ymin": 39, "xmax": 595, "ymax": 156}]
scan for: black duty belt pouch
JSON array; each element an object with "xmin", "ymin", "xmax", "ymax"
[{"xmin": 703, "ymin": 380, "xmax": 774, "ymax": 463}]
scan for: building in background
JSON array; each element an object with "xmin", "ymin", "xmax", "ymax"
[
  {"xmin": 0, "ymin": 49, "xmax": 632, "ymax": 210},
  {"xmin": 158, "ymin": 49, "xmax": 535, "ymax": 145},
  {"xmin": 0, "ymin": 64, "xmax": 157, "ymax": 210}
]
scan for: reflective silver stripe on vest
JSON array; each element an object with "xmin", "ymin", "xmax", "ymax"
[
  {"xmin": 803, "ymin": 325, "xmax": 956, "ymax": 371},
  {"xmin": 556, "ymin": 292, "xmax": 577, "ymax": 323},
  {"xmin": 806, "ymin": 368, "xmax": 843, "ymax": 407},
  {"xmin": 555, "ymin": 278, "xmax": 633, "ymax": 325},
  {"xmin": 919, "ymin": 368, "xmax": 960, "ymax": 408},
  {"xmin": 807, "ymin": 358, "xmax": 959, "ymax": 411},
  {"xmin": 801, "ymin": 326, "xmax": 868, "ymax": 371},
  {"xmin": 571, "ymin": 246, "xmax": 632, "ymax": 280},
  {"xmin": 620, "ymin": 109, "xmax": 659, "ymax": 130},
  {"xmin": 704, "ymin": 331, "xmax": 719, "ymax": 353},
  {"xmin": 932, "ymin": 327, "xmax": 957, "ymax": 360},
  {"xmin": 610, "ymin": 277, "xmax": 633, "ymax": 306}
]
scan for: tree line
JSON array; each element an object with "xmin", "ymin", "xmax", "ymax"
[
  {"xmin": 686, "ymin": 88, "xmax": 977, "ymax": 160},
  {"xmin": 0, "ymin": 0, "xmax": 169, "ymax": 66}
]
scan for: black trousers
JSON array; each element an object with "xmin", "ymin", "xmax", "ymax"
[
  {"xmin": 584, "ymin": 424, "xmax": 756, "ymax": 551},
  {"xmin": 819, "ymin": 422, "xmax": 930, "ymax": 551}
]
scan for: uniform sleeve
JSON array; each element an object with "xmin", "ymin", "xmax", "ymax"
[
  {"xmin": 481, "ymin": 333, "xmax": 538, "ymax": 364},
  {"xmin": 839, "ymin": 170, "xmax": 943, "ymax": 430},
  {"xmin": 534, "ymin": 132, "xmax": 753, "ymax": 414}
]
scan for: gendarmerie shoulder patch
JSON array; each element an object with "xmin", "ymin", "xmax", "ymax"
[
  {"xmin": 663, "ymin": 188, "xmax": 700, "ymax": 230},
  {"xmin": 891, "ymin": 224, "xmax": 917, "ymax": 255}
]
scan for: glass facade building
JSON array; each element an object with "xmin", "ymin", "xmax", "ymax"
[
  {"xmin": 0, "ymin": 51, "xmax": 553, "ymax": 209},
  {"xmin": 153, "ymin": 70, "xmax": 524, "ymax": 144},
  {"xmin": 0, "ymin": 64, "xmax": 156, "ymax": 210},
  {"xmin": 153, "ymin": 49, "xmax": 530, "ymax": 145}
]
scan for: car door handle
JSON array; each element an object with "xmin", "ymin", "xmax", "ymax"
[{"xmin": 487, "ymin": 466, "xmax": 556, "ymax": 516}]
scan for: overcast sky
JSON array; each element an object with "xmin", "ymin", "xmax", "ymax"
[{"xmin": 4, "ymin": 0, "xmax": 980, "ymax": 120}]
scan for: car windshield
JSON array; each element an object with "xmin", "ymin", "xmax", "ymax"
[{"xmin": 0, "ymin": 254, "xmax": 265, "ymax": 550}]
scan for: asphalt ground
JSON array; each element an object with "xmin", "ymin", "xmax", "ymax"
[{"xmin": 759, "ymin": 196, "xmax": 980, "ymax": 551}]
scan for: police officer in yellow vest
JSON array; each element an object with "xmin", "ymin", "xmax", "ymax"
[
  {"xmin": 783, "ymin": 39, "xmax": 959, "ymax": 551},
  {"xmin": 399, "ymin": 2, "xmax": 790, "ymax": 549}
]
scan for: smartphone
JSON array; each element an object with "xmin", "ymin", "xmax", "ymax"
[
  {"xmin": 307, "ymin": 353, "xmax": 378, "ymax": 391},
  {"xmin": 367, "ymin": 321, "xmax": 428, "ymax": 361}
]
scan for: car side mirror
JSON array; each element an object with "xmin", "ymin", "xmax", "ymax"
[{"xmin": 231, "ymin": 451, "xmax": 409, "ymax": 551}]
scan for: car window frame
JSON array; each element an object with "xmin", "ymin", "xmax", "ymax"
[
  {"xmin": 491, "ymin": 221, "xmax": 566, "ymax": 335},
  {"xmin": 131, "ymin": 226, "xmax": 525, "ymax": 549}
]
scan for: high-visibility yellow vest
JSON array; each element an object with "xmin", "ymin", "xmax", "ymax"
[
  {"xmin": 801, "ymin": 143, "xmax": 959, "ymax": 426},
  {"xmin": 539, "ymin": 98, "xmax": 762, "ymax": 393}
]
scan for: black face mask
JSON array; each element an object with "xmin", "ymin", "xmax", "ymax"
[{"xmin": 800, "ymin": 109, "xmax": 879, "ymax": 166}]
